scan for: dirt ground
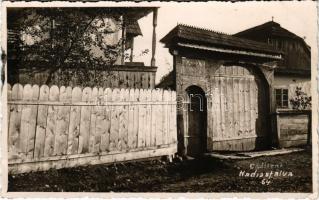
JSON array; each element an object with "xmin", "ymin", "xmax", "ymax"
[{"xmin": 8, "ymin": 150, "xmax": 312, "ymax": 192}]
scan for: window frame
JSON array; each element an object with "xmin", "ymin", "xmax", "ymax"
[{"xmin": 275, "ymin": 87, "xmax": 289, "ymax": 109}]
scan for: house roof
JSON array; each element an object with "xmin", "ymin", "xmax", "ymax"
[
  {"xmin": 234, "ymin": 21, "xmax": 311, "ymax": 53},
  {"xmin": 160, "ymin": 24, "xmax": 282, "ymax": 57}
]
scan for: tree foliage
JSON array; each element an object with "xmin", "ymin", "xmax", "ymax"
[{"xmin": 9, "ymin": 8, "xmax": 127, "ymax": 83}]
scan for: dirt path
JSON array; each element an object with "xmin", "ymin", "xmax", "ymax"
[{"xmin": 8, "ymin": 150, "xmax": 312, "ymax": 192}]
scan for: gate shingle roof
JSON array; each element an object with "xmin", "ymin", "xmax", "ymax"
[{"xmin": 160, "ymin": 24, "xmax": 282, "ymax": 56}]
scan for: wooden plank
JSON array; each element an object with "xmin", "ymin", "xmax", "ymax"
[
  {"xmin": 111, "ymin": 71, "xmax": 119, "ymax": 88},
  {"xmin": 93, "ymin": 88, "xmax": 105, "ymax": 153},
  {"xmin": 142, "ymin": 73, "xmax": 148, "ymax": 89},
  {"xmin": 67, "ymin": 87, "xmax": 82, "ymax": 155},
  {"xmin": 138, "ymin": 89, "xmax": 146, "ymax": 147},
  {"xmin": 19, "ymin": 84, "xmax": 34, "ymax": 159},
  {"xmin": 8, "ymin": 84, "xmax": 23, "ymax": 160},
  {"xmin": 109, "ymin": 88, "xmax": 120, "ymax": 151},
  {"xmin": 162, "ymin": 90, "xmax": 169, "ymax": 145},
  {"xmin": 123, "ymin": 89, "xmax": 130, "ymax": 148},
  {"xmin": 128, "ymin": 73, "xmax": 133, "ymax": 88},
  {"xmin": 220, "ymin": 77, "xmax": 226, "ymax": 140},
  {"xmin": 53, "ymin": 86, "xmax": 72, "ymax": 156},
  {"xmin": 26, "ymin": 85, "xmax": 40, "ymax": 158},
  {"xmin": 244, "ymin": 78, "xmax": 250, "ymax": 136},
  {"xmin": 136, "ymin": 72, "xmax": 141, "ymax": 89},
  {"xmin": 34, "ymin": 85, "xmax": 50, "ymax": 158},
  {"xmin": 118, "ymin": 88, "xmax": 128, "ymax": 150},
  {"xmin": 127, "ymin": 88, "xmax": 135, "ymax": 148},
  {"xmin": 89, "ymin": 87, "xmax": 99, "ymax": 153},
  {"xmin": 227, "ymin": 77, "xmax": 233, "ymax": 139},
  {"xmin": 229, "ymin": 78, "xmax": 235, "ymax": 139},
  {"xmin": 78, "ymin": 87, "xmax": 92, "ymax": 154},
  {"xmin": 233, "ymin": 78, "xmax": 239, "ymax": 138},
  {"xmin": 150, "ymin": 73, "xmax": 155, "ymax": 89},
  {"xmin": 145, "ymin": 89, "xmax": 152, "ymax": 146},
  {"xmin": 215, "ymin": 77, "xmax": 222, "ymax": 141},
  {"xmin": 155, "ymin": 89, "xmax": 163, "ymax": 146},
  {"xmin": 100, "ymin": 88, "xmax": 112, "ymax": 152},
  {"xmin": 44, "ymin": 85, "xmax": 60, "ymax": 157},
  {"xmin": 150, "ymin": 89, "xmax": 157, "ymax": 147},
  {"xmin": 210, "ymin": 78, "xmax": 217, "ymax": 141},
  {"xmin": 248, "ymin": 79, "xmax": 254, "ymax": 136},
  {"xmin": 238, "ymin": 79, "xmax": 244, "ymax": 136},
  {"xmin": 225, "ymin": 77, "xmax": 230, "ymax": 139},
  {"xmin": 132, "ymin": 89, "xmax": 140, "ymax": 148}
]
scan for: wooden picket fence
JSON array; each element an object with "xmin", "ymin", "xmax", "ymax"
[{"xmin": 6, "ymin": 83, "xmax": 177, "ymax": 174}]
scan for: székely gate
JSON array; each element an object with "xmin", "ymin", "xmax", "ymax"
[{"xmin": 160, "ymin": 24, "xmax": 282, "ymax": 156}]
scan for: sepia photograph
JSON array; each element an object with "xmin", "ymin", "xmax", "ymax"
[{"xmin": 1, "ymin": 0, "xmax": 317, "ymax": 197}]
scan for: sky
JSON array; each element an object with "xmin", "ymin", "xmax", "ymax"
[{"xmin": 131, "ymin": 1, "xmax": 317, "ymax": 84}]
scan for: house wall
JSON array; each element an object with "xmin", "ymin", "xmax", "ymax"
[
  {"xmin": 174, "ymin": 53, "xmax": 272, "ymax": 154},
  {"xmin": 273, "ymin": 75, "xmax": 310, "ymax": 86},
  {"xmin": 274, "ymin": 76, "xmax": 311, "ymax": 109}
]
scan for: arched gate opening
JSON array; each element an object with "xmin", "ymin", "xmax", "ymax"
[{"xmin": 185, "ymin": 85, "xmax": 207, "ymax": 157}]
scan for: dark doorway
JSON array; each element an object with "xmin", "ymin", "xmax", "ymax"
[{"xmin": 186, "ymin": 85, "xmax": 207, "ymax": 157}]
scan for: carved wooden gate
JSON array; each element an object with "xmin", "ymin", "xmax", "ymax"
[{"xmin": 207, "ymin": 65, "xmax": 270, "ymax": 151}]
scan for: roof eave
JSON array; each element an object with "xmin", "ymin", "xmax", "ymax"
[{"xmin": 177, "ymin": 42, "xmax": 282, "ymax": 60}]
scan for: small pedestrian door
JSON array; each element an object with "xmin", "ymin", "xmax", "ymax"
[{"xmin": 186, "ymin": 86, "xmax": 207, "ymax": 157}]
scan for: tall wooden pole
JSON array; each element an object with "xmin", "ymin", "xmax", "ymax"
[
  {"xmin": 151, "ymin": 8, "xmax": 158, "ymax": 67},
  {"xmin": 130, "ymin": 39, "xmax": 134, "ymax": 62},
  {"xmin": 121, "ymin": 16, "xmax": 126, "ymax": 65}
]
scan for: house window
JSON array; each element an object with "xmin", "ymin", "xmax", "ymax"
[{"xmin": 275, "ymin": 88, "xmax": 289, "ymax": 108}]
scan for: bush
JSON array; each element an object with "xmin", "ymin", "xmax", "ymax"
[{"xmin": 289, "ymin": 86, "xmax": 311, "ymax": 110}]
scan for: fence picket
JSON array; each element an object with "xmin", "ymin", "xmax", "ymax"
[
  {"xmin": 110, "ymin": 88, "xmax": 120, "ymax": 151},
  {"xmin": 122, "ymin": 89, "xmax": 130, "ymax": 149},
  {"xmin": 132, "ymin": 89, "xmax": 140, "ymax": 148},
  {"xmin": 54, "ymin": 86, "xmax": 72, "ymax": 155},
  {"xmin": 67, "ymin": 87, "xmax": 82, "ymax": 155},
  {"xmin": 156, "ymin": 89, "xmax": 163, "ymax": 146},
  {"xmin": 34, "ymin": 85, "xmax": 50, "ymax": 158},
  {"xmin": 78, "ymin": 87, "xmax": 92, "ymax": 154},
  {"xmin": 19, "ymin": 85, "xmax": 34, "ymax": 159},
  {"xmin": 26, "ymin": 85, "xmax": 40, "ymax": 158},
  {"xmin": 89, "ymin": 87, "xmax": 99, "ymax": 153},
  {"xmin": 127, "ymin": 89, "xmax": 135, "ymax": 148},
  {"xmin": 44, "ymin": 85, "xmax": 59, "ymax": 157},
  {"xmin": 100, "ymin": 88, "xmax": 112, "ymax": 152},
  {"xmin": 150, "ymin": 89, "xmax": 157, "ymax": 146},
  {"xmin": 145, "ymin": 90, "xmax": 152, "ymax": 147},
  {"xmin": 163, "ymin": 90, "xmax": 170, "ymax": 145},
  {"xmin": 118, "ymin": 88, "xmax": 126, "ymax": 150},
  {"xmin": 138, "ymin": 89, "xmax": 146, "ymax": 147},
  {"xmin": 93, "ymin": 88, "xmax": 104, "ymax": 153},
  {"xmin": 8, "ymin": 84, "xmax": 23, "ymax": 160}
]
